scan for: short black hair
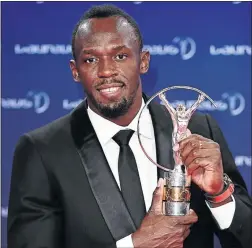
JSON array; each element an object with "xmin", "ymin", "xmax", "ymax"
[{"xmin": 71, "ymin": 4, "xmax": 143, "ymax": 60}]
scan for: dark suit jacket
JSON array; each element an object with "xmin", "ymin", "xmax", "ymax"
[{"xmin": 8, "ymin": 96, "xmax": 252, "ymax": 248}]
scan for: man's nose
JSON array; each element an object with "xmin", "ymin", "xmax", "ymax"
[{"xmin": 97, "ymin": 59, "xmax": 117, "ymax": 78}]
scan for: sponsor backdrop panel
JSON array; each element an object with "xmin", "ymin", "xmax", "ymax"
[{"xmin": 1, "ymin": 1, "xmax": 251, "ymax": 248}]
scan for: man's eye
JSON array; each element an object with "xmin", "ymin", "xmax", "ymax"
[
  {"xmin": 115, "ymin": 54, "xmax": 128, "ymax": 60},
  {"xmin": 84, "ymin": 58, "xmax": 97, "ymax": 64}
]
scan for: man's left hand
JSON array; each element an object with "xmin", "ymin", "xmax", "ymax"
[{"xmin": 179, "ymin": 134, "xmax": 224, "ymax": 195}]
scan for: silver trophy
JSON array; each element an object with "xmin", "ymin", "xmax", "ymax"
[{"xmin": 137, "ymin": 86, "xmax": 217, "ymax": 216}]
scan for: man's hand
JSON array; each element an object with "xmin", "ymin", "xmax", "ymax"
[
  {"xmin": 132, "ymin": 179, "xmax": 198, "ymax": 248},
  {"xmin": 179, "ymin": 134, "xmax": 224, "ymax": 195}
]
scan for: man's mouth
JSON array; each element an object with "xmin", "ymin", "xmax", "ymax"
[
  {"xmin": 96, "ymin": 83, "xmax": 125, "ymax": 98},
  {"xmin": 100, "ymin": 86, "xmax": 122, "ymax": 93}
]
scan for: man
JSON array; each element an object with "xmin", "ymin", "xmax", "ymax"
[{"xmin": 7, "ymin": 4, "xmax": 252, "ymax": 248}]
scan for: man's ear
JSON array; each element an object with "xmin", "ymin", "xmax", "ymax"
[
  {"xmin": 70, "ymin": 59, "xmax": 80, "ymax": 82},
  {"xmin": 140, "ymin": 51, "xmax": 150, "ymax": 74}
]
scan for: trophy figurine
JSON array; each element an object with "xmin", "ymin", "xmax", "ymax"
[
  {"xmin": 159, "ymin": 92, "xmax": 206, "ymax": 215},
  {"xmin": 137, "ymin": 86, "xmax": 217, "ymax": 216}
]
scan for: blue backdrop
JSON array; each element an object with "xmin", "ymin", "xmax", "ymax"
[{"xmin": 1, "ymin": 1, "xmax": 251, "ymax": 247}]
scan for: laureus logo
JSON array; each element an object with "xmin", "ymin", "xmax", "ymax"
[
  {"xmin": 210, "ymin": 45, "xmax": 251, "ymax": 56},
  {"xmin": 14, "ymin": 44, "xmax": 71, "ymax": 55},
  {"xmin": 1, "ymin": 91, "xmax": 50, "ymax": 114},
  {"xmin": 221, "ymin": 93, "xmax": 245, "ymax": 116},
  {"xmin": 143, "ymin": 37, "xmax": 196, "ymax": 60},
  {"xmin": 235, "ymin": 156, "xmax": 251, "ymax": 167}
]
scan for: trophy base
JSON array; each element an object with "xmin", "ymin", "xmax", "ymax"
[
  {"xmin": 162, "ymin": 167, "xmax": 191, "ymax": 216},
  {"xmin": 164, "ymin": 201, "xmax": 190, "ymax": 216}
]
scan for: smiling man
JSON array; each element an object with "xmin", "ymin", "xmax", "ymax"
[
  {"xmin": 70, "ymin": 9, "xmax": 148, "ymax": 125},
  {"xmin": 8, "ymin": 4, "xmax": 252, "ymax": 248}
]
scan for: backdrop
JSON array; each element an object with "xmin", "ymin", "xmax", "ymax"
[{"xmin": 1, "ymin": 1, "xmax": 251, "ymax": 247}]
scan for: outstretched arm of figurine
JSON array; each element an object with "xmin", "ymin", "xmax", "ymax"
[
  {"xmin": 185, "ymin": 94, "xmax": 205, "ymax": 116},
  {"xmin": 159, "ymin": 93, "xmax": 178, "ymax": 144},
  {"xmin": 159, "ymin": 93, "xmax": 176, "ymax": 116}
]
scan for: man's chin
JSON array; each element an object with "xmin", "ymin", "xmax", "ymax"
[
  {"xmin": 98, "ymin": 104, "xmax": 128, "ymax": 119},
  {"xmin": 96, "ymin": 98, "xmax": 132, "ymax": 119},
  {"xmin": 87, "ymin": 91, "xmax": 135, "ymax": 119}
]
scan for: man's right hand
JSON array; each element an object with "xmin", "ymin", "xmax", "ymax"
[{"xmin": 132, "ymin": 178, "xmax": 198, "ymax": 248}]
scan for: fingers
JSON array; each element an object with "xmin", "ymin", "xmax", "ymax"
[
  {"xmin": 178, "ymin": 135, "xmax": 220, "ymax": 169},
  {"xmin": 177, "ymin": 209, "xmax": 198, "ymax": 225},
  {"xmin": 183, "ymin": 148, "xmax": 219, "ymax": 166},
  {"xmin": 187, "ymin": 157, "xmax": 221, "ymax": 175},
  {"xmin": 183, "ymin": 227, "xmax": 191, "ymax": 239},
  {"xmin": 148, "ymin": 178, "xmax": 164, "ymax": 215},
  {"xmin": 186, "ymin": 157, "xmax": 208, "ymax": 175},
  {"xmin": 180, "ymin": 140, "xmax": 218, "ymax": 162},
  {"xmin": 179, "ymin": 139, "xmax": 221, "ymax": 175},
  {"xmin": 179, "ymin": 134, "xmax": 210, "ymax": 149},
  {"xmin": 179, "ymin": 134, "xmax": 217, "ymax": 153}
]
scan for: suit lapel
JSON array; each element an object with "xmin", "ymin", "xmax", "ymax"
[
  {"xmin": 70, "ymin": 101, "xmax": 136, "ymax": 241},
  {"xmin": 145, "ymin": 95, "xmax": 174, "ymax": 177},
  {"xmin": 69, "ymin": 95, "xmax": 174, "ymax": 239}
]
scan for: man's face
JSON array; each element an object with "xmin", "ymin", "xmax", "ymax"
[{"xmin": 70, "ymin": 16, "xmax": 150, "ymax": 118}]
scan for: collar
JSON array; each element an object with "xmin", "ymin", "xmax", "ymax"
[{"xmin": 87, "ymin": 98, "xmax": 154, "ymax": 146}]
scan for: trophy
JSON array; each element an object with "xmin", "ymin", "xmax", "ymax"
[{"xmin": 137, "ymin": 86, "xmax": 217, "ymax": 216}]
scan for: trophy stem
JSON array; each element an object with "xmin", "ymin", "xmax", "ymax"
[
  {"xmin": 163, "ymin": 134, "xmax": 191, "ymax": 215},
  {"xmin": 163, "ymin": 167, "xmax": 190, "ymax": 216}
]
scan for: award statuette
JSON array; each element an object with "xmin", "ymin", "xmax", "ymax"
[{"xmin": 137, "ymin": 86, "xmax": 217, "ymax": 216}]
